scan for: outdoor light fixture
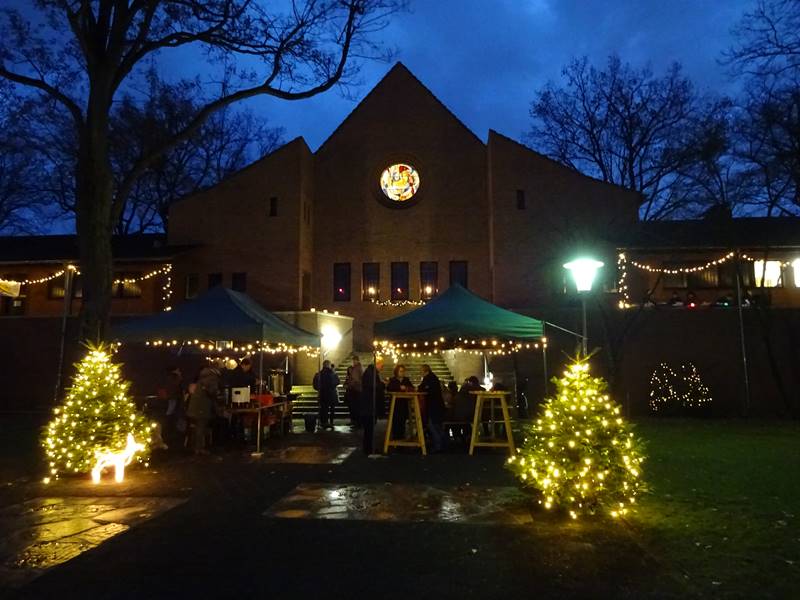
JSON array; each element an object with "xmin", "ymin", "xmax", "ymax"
[
  {"xmin": 563, "ymin": 257, "xmax": 604, "ymax": 355},
  {"xmin": 792, "ymin": 259, "xmax": 800, "ymax": 288},
  {"xmin": 563, "ymin": 258, "xmax": 604, "ymax": 292},
  {"xmin": 321, "ymin": 324, "xmax": 342, "ymax": 351},
  {"xmin": 424, "ymin": 285, "xmax": 433, "ymax": 295}
]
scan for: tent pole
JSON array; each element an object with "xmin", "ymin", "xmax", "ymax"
[
  {"xmin": 53, "ymin": 265, "xmax": 73, "ymax": 402},
  {"xmin": 541, "ymin": 323, "xmax": 548, "ymax": 398}
]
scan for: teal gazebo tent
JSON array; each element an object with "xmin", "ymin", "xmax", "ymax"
[
  {"xmin": 373, "ymin": 284, "xmax": 544, "ymax": 347},
  {"xmin": 113, "ymin": 286, "xmax": 319, "ymax": 349}
]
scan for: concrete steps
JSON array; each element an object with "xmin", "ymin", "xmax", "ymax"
[{"xmin": 290, "ymin": 352, "xmax": 453, "ymax": 418}]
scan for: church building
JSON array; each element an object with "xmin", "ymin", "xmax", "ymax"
[{"xmin": 168, "ymin": 63, "xmax": 639, "ymax": 350}]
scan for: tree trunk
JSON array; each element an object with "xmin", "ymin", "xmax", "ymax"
[{"xmin": 75, "ymin": 116, "xmax": 115, "ymax": 343}]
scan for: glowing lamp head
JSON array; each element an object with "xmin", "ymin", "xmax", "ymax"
[
  {"xmin": 564, "ymin": 258, "xmax": 604, "ymax": 292},
  {"xmin": 321, "ymin": 324, "xmax": 342, "ymax": 350},
  {"xmin": 367, "ymin": 286, "xmax": 376, "ymax": 296}
]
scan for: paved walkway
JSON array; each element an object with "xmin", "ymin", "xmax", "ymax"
[{"xmin": 0, "ymin": 421, "xmax": 685, "ymax": 599}]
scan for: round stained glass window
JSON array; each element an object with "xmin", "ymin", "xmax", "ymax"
[{"xmin": 380, "ymin": 163, "xmax": 420, "ymax": 202}]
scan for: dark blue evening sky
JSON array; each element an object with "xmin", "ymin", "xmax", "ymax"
[{"xmin": 242, "ymin": 0, "xmax": 751, "ymax": 150}]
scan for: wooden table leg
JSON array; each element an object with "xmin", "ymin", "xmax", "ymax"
[
  {"xmin": 383, "ymin": 395, "xmax": 397, "ymax": 454},
  {"xmin": 413, "ymin": 398, "xmax": 427, "ymax": 456},
  {"xmin": 469, "ymin": 396, "xmax": 483, "ymax": 456},
  {"xmin": 500, "ymin": 397, "xmax": 516, "ymax": 455}
]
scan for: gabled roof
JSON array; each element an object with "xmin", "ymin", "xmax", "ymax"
[
  {"xmin": 0, "ymin": 234, "xmax": 185, "ymax": 264},
  {"xmin": 170, "ymin": 136, "xmax": 311, "ymax": 207},
  {"xmin": 316, "ymin": 62, "xmax": 484, "ymax": 154},
  {"xmin": 488, "ymin": 129, "xmax": 644, "ymax": 202}
]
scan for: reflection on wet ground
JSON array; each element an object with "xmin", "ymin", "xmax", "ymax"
[
  {"xmin": 0, "ymin": 496, "xmax": 185, "ymax": 588},
  {"xmin": 266, "ymin": 484, "xmax": 533, "ymax": 525},
  {"xmin": 258, "ymin": 446, "xmax": 357, "ymax": 464}
]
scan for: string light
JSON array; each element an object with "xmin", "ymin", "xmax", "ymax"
[
  {"xmin": 507, "ymin": 359, "xmax": 645, "ymax": 519},
  {"xmin": 649, "ymin": 362, "xmax": 712, "ymax": 413},
  {"xmin": 373, "ymin": 336, "xmax": 546, "ymax": 358},
  {"xmin": 143, "ymin": 338, "xmax": 319, "ymax": 357},
  {"xmin": 370, "ymin": 298, "xmax": 427, "ymax": 307},
  {"xmin": 0, "ymin": 263, "xmax": 172, "ymax": 287},
  {"xmin": 628, "ymin": 251, "xmax": 735, "ymax": 274},
  {"xmin": 617, "ymin": 253, "xmax": 630, "ymax": 308}
]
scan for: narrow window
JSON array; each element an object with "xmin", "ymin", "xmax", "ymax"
[
  {"xmin": 420, "ymin": 261, "xmax": 438, "ymax": 300},
  {"xmin": 362, "ymin": 262, "xmax": 380, "ymax": 301},
  {"xmin": 333, "ymin": 263, "xmax": 351, "ymax": 302},
  {"xmin": 449, "ymin": 261, "xmax": 468, "ymax": 289},
  {"xmin": 516, "ymin": 189, "xmax": 526, "ymax": 210},
  {"xmin": 232, "ymin": 272, "xmax": 247, "ymax": 293},
  {"xmin": 208, "ymin": 273, "xmax": 223, "ymax": 289},
  {"xmin": 269, "ymin": 196, "xmax": 278, "ymax": 217},
  {"xmin": 185, "ymin": 274, "xmax": 199, "ymax": 299},
  {"xmin": 391, "ymin": 262, "xmax": 409, "ymax": 301}
]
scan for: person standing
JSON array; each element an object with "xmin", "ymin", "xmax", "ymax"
[
  {"xmin": 344, "ymin": 355, "xmax": 363, "ymax": 426},
  {"xmin": 186, "ymin": 365, "xmax": 221, "ymax": 455},
  {"xmin": 418, "ymin": 364, "xmax": 444, "ymax": 452},
  {"xmin": 162, "ymin": 366, "xmax": 186, "ymax": 449},
  {"xmin": 386, "ymin": 364, "xmax": 414, "ymax": 440},
  {"xmin": 313, "ymin": 360, "xmax": 340, "ymax": 430},
  {"xmin": 360, "ymin": 358, "xmax": 385, "ymax": 455}
]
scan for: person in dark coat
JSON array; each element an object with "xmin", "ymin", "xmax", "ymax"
[
  {"xmin": 386, "ymin": 364, "xmax": 414, "ymax": 440},
  {"xmin": 227, "ymin": 357, "xmax": 257, "ymax": 391},
  {"xmin": 313, "ymin": 360, "xmax": 340, "ymax": 430},
  {"xmin": 418, "ymin": 364, "xmax": 444, "ymax": 452},
  {"xmin": 186, "ymin": 366, "xmax": 221, "ymax": 454},
  {"xmin": 162, "ymin": 366, "xmax": 186, "ymax": 448},
  {"xmin": 360, "ymin": 358, "xmax": 385, "ymax": 455}
]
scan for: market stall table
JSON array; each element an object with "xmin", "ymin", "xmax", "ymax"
[
  {"xmin": 384, "ymin": 391, "xmax": 427, "ymax": 455},
  {"xmin": 224, "ymin": 399, "xmax": 290, "ymax": 455},
  {"xmin": 469, "ymin": 390, "xmax": 515, "ymax": 456}
]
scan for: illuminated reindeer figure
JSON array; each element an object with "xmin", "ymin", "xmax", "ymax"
[{"xmin": 91, "ymin": 434, "xmax": 145, "ymax": 484}]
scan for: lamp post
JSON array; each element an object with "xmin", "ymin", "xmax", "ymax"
[{"xmin": 563, "ymin": 258, "xmax": 604, "ymax": 355}]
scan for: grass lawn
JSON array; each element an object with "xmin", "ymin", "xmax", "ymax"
[{"xmin": 633, "ymin": 418, "xmax": 800, "ymax": 598}]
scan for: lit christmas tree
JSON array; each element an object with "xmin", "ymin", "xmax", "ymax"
[
  {"xmin": 43, "ymin": 345, "xmax": 154, "ymax": 482},
  {"xmin": 508, "ymin": 359, "xmax": 645, "ymax": 519}
]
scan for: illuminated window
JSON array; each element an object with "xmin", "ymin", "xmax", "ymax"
[
  {"xmin": 391, "ymin": 262, "xmax": 409, "ymax": 301},
  {"xmin": 420, "ymin": 261, "xmax": 438, "ymax": 299},
  {"xmin": 115, "ymin": 272, "xmax": 142, "ymax": 299},
  {"xmin": 753, "ymin": 260, "xmax": 783, "ymax": 288},
  {"xmin": 449, "ymin": 261, "xmax": 468, "ymax": 289},
  {"xmin": 362, "ymin": 263, "xmax": 380, "ymax": 301},
  {"xmin": 380, "ymin": 164, "xmax": 420, "ymax": 202},
  {"xmin": 793, "ymin": 259, "xmax": 800, "ymax": 288},
  {"xmin": 333, "ymin": 263, "xmax": 351, "ymax": 302},
  {"xmin": 1, "ymin": 274, "xmax": 26, "ymax": 316}
]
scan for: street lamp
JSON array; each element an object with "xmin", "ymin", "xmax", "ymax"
[{"xmin": 563, "ymin": 258, "xmax": 604, "ymax": 355}]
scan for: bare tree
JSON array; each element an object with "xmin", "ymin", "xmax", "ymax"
[
  {"xmin": 109, "ymin": 73, "xmax": 284, "ymax": 234},
  {"xmin": 0, "ymin": 0, "xmax": 404, "ymax": 341},
  {"xmin": 528, "ymin": 56, "xmax": 725, "ymax": 220},
  {"xmin": 0, "ymin": 85, "xmax": 51, "ymax": 233},
  {"xmin": 724, "ymin": 0, "xmax": 800, "ymax": 78}
]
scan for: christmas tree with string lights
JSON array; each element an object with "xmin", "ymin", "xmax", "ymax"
[
  {"xmin": 508, "ymin": 358, "xmax": 645, "ymax": 520},
  {"xmin": 43, "ymin": 345, "xmax": 154, "ymax": 482}
]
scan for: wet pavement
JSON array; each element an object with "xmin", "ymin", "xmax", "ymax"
[
  {"xmin": 267, "ymin": 483, "xmax": 534, "ymax": 524},
  {"xmin": 257, "ymin": 445, "xmax": 357, "ymax": 464},
  {"xmin": 0, "ymin": 496, "xmax": 185, "ymax": 588}
]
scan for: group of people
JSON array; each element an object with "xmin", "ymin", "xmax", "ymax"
[
  {"xmin": 314, "ymin": 355, "xmax": 488, "ymax": 456},
  {"xmin": 149, "ymin": 357, "xmax": 260, "ymax": 455}
]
